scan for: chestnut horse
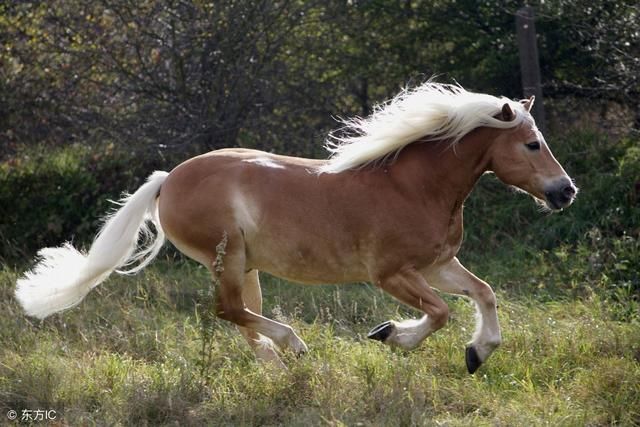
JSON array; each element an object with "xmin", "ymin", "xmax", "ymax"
[{"xmin": 16, "ymin": 83, "xmax": 576, "ymax": 374}]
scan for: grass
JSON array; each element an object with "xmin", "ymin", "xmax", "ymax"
[{"xmin": 1, "ymin": 256, "xmax": 638, "ymax": 426}]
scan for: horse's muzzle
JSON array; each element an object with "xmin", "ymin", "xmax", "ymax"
[{"xmin": 544, "ymin": 177, "xmax": 577, "ymax": 210}]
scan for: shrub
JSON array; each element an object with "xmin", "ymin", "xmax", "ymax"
[{"xmin": 0, "ymin": 144, "xmax": 166, "ymax": 264}]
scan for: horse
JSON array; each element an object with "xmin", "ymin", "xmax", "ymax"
[{"xmin": 15, "ymin": 82, "xmax": 577, "ymax": 374}]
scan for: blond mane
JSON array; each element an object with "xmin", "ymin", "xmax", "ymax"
[{"xmin": 319, "ymin": 82, "xmax": 532, "ymax": 174}]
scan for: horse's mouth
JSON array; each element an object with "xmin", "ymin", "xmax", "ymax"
[
  {"xmin": 543, "ymin": 179, "xmax": 578, "ymax": 211},
  {"xmin": 544, "ymin": 193, "xmax": 575, "ymax": 211},
  {"xmin": 545, "ymin": 198, "xmax": 563, "ymax": 211}
]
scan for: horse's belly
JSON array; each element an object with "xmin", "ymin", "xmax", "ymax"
[{"xmin": 246, "ymin": 243, "xmax": 370, "ymax": 285}]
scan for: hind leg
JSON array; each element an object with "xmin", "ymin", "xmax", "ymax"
[
  {"xmin": 238, "ymin": 270, "xmax": 284, "ymax": 367},
  {"xmin": 213, "ymin": 241, "xmax": 307, "ymax": 356}
]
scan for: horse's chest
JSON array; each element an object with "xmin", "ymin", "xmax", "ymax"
[
  {"xmin": 435, "ymin": 208, "xmax": 464, "ymax": 261},
  {"xmin": 410, "ymin": 208, "xmax": 464, "ymax": 265},
  {"xmin": 367, "ymin": 210, "xmax": 461, "ymax": 275}
]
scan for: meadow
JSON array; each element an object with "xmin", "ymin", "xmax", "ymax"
[
  {"xmin": 1, "ymin": 258, "xmax": 638, "ymax": 426},
  {"xmin": 0, "ymin": 130, "xmax": 639, "ymax": 426}
]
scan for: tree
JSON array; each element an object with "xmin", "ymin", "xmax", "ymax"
[{"xmin": 2, "ymin": 0, "xmax": 637, "ymax": 162}]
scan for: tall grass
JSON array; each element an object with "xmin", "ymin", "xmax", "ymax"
[{"xmin": 0, "ymin": 260, "xmax": 638, "ymax": 425}]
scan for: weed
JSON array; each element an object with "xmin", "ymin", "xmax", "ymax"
[{"xmin": 196, "ymin": 232, "xmax": 227, "ymax": 382}]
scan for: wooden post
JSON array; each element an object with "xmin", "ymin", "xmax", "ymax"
[{"xmin": 516, "ymin": 6, "xmax": 546, "ymax": 132}]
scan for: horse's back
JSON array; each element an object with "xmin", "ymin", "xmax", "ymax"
[
  {"xmin": 157, "ymin": 148, "xmax": 376, "ymax": 281},
  {"xmin": 156, "ymin": 147, "xmax": 448, "ymax": 283}
]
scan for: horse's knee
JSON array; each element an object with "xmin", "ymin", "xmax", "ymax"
[
  {"xmin": 215, "ymin": 306, "xmax": 236, "ymax": 322},
  {"xmin": 475, "ymin": 283, "xmax": 497, "ymax": 310},
  {"xmin": 430, "ymin": 302, "xmax": 449, "ymax": 330},
  {"xmin": 489, "ymin": 336, "xmax": 502, "ymax": 349},
  {"xmin": 215, "ymin": 285, "xmax": 247, "ymax": 323},
  {"xmin": 215, "ymin": 300, "xmax": 245, "ymax": 323}
]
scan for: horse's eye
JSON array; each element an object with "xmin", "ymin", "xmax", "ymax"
[{"xmin": 525, "ymin": 141, "xmax": 541, "ymax": 151}]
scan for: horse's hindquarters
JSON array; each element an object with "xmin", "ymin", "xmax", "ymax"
[{"xmin": 156, "ymin": 151, "xmax": 351, "ymax": 280}]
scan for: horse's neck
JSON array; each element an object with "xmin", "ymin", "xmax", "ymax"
[{"xmin": 391, "ymin": 128, "xmax": 496, "ymax": 208}]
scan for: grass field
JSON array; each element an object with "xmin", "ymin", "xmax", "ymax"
[{"xmin": 1, "ymin": 253, "xmax": 638, "ymax": 426}]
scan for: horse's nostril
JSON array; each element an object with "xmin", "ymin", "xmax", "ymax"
[{"xmin": 562, "ymin": 185, "xmax": 576, "ymax": 198}]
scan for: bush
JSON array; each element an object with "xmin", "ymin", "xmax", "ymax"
[{"xmin": 0, "ymin": 144, "xmax": 166, "ymax": 264}]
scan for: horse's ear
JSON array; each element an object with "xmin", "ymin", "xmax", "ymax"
[
  {"xmin": 501, "ymin": 103, "xmax": 515, "ymax": 121},
  {"xmin": 520, "ymin": 96, "xmax": 535, "ymax": 112}
]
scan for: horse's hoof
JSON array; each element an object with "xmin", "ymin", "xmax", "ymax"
[
  {"xmin": 367, "ymin": 321, "xmax": 395, "ymax": 342},
  {"xmin": 465, "ymin": 345, "xmax": 482, "ymax": 374},
  {"xmin": 293, "ymin": 340, "xmax": 308, "ymax": 358},
  {"xmin": 295, "ymin": 347, "xmax": 307, "ymax": 358}
]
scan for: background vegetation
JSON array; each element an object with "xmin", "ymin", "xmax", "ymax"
[{"xmin": 1, "ymin": 1, "xmax": 639, "ymax": 425}]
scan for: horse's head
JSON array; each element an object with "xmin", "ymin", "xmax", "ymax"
[{"xmin": 488, "ymin": 97, "xmax": 577, "ymax": 211}]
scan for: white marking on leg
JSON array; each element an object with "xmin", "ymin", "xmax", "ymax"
[
  {"xmin": 252, "ymin": 335, "xmax": 286, "ymax": 368},
  {"xmin": 424, "ymin": 258, "xmax": 502, "ymax": 362},
  {"xmin": 471, "ymin": 299, "xmax": 501, "ymax": 361},
  {"xmin": 386, "ymin": 315, "xmax": 433, "ymax": 349}
]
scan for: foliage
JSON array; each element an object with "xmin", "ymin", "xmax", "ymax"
[
  {"xmin": 537, "ymin": 0, "xmax": 640, "ymax": 107},
  {"xmin": 196, "ymin": 232, "xmax": 227, "ymax": 380},
  {"xmin": 1, "ymin": 1, "xmax": 638, "ymax": 159},
  {"xmin": 0, "ymin": 144, "xmax": 164, "ymax": 263}
]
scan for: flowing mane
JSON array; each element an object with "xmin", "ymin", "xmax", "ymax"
[{"xmin": 319, "ymin": 82, "xmax": 532, "ymax": 173}]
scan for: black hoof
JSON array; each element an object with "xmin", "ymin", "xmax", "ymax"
[
  {"xmin": 367, "ymin": 321, "xmax": 395, "ymax": 342},
  {"xmin": 465, "ymin": 346, "xmax": 482, "ymax": 374}
]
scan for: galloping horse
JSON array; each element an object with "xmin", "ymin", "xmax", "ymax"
[{"xmin": 16, "ymin": 83, "xmax": 577, "ymax": 374}]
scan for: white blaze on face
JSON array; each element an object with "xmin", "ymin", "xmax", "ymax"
[{"xmin": 243, "ymin": 157, "xmax": 285, "ymax": 169}]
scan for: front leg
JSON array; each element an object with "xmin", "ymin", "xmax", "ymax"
[
  {"xmin": 424, "ymin": 257, "xmax": 502, "ymax": 374},
  {"xmin": 367, "ymin": 266, "xmax": 449, "ymax": 350}
]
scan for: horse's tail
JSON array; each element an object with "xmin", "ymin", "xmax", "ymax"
[{"xmin": 15, "ymin": 171, "xmax": 169, "ymax": 319}]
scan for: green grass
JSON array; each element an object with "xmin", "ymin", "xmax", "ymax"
[{"xmin": 1, "ymin": 256, "xmax": 638, "ymax": 426}]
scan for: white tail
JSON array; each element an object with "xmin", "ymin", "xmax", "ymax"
[{"xmin": 15, "ymin": 171, "xmax": 169, "ymax": 319}]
